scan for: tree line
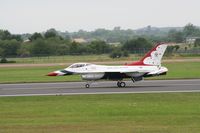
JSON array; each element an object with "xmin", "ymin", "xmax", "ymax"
[
  {"xmin": 1, "ymin": 23, "xmax": 200, "ymax": 60},
  {"xmin": 0, "ymin": 29, "xmax": 154, "ymax": 58},
  {"xmin": 55, "ymin": 23, "xmax": 200, "ymax": 44}
]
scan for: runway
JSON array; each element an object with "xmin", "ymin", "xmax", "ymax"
[{"xmin": 0, "ymin": 79, "xmax": 200, "ymax": 97}]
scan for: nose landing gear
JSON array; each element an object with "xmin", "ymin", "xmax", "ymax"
[
  {"xmin": 85, "ymin": 84, "xmax": 90, "ymax": 88},
  {"xmin": 85, "ymin": 81, "xmax": 93, "ymax": 88}
]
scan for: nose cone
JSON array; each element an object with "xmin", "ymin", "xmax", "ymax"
[
  {"xmin": 47, "ymin": 69, "xmax": 73, "ymax": 76},
  {"xmin": 47, "ymin": 72, "xmax": 58, "ymax": 76}
]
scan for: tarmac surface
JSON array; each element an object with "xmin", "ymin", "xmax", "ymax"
[{"xmin": 0, "ymin": 79, "xmax": 200, "ymax": 97}]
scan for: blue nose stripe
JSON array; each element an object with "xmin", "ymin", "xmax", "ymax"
[{"xmin": 60, "ymin": 70, "xmax": 73, "ymax": 75}]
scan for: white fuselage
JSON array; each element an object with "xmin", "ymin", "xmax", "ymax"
[
  {"xmin": 58, "ymin": 63, "xmax": 168, "ymax": 80},
  {"xmin": 66, "ymin": 64, "xmax": 158, "ymax": 74}
]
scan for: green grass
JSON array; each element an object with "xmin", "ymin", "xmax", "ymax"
[
  {"xmin": 6, "ymin": 54, "xmax": 200, "ymax": 64},
  {"xmin": 0, "ymin": 65, "xmax": 81, "ymax": 83},
  {"xmin": 8, "ymin": 54, "xmax": 141, "ymax": 64},
  {"xmin": 150, "ymin": 61, "xmax": 200, "ymax": 80},
  {"xmin": 0, "ymin": 62, "xmax": 200, "ymax": 83},
  {"xmin": 0, "ymin": 93, "xmax": 200, "ymax": 133}
]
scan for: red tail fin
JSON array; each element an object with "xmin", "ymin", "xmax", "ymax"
[{"xmin": 127, "ymin": 43, "xmax": 168, "ymax": 66}]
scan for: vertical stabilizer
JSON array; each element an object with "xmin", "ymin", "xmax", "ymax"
[{"xmin": 127, "ymin": 43, "xmax": 168, "ymax": 66}]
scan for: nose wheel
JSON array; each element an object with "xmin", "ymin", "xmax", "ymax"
[
  {"xmin": 117, "ymin": 81, "xmax": 126, "ymax": 87},
  {"xmin": 85, "ymin": 81, "xmax": 93, "ymax": 88}
]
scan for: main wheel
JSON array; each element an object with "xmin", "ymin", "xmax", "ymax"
[
  {"xmin": 120, "ymin": 82, "xmax": 126, "ymax": 87},
  {"xmin": 117, "ymin": 81, "xmax": 121, "ymax": 87},
  {"xmin": 85, "ymin": 84, "xmax": 90, "ymax": 88}
]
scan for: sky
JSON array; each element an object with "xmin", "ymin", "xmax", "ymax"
[{"xmin": 0, "ymin": 0, "xmax": 200, "ymax": 34}]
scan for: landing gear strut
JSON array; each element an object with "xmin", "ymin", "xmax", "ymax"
[
  {"xmin": 85, "ymin": 81, "xmax": 93, "ymax": 88},
  {"xmin": 117, "ymin": 81, "xmax": 126, "ymax": 87}
]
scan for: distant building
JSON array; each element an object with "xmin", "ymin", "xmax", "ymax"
[
  {"xmin": 23, "ymin": 39, "xmax": 30, "ymax": 43},
  {"xmin": 186, "ymin": 37, "xmax": 200, "ymax": 44},
  {"xmin": 73, "ymin": 38, "xmax": 87, "ymax": 43},
  {"xmin": 108, "ymin": 42, "xmax": 121, "ymax": 46}
]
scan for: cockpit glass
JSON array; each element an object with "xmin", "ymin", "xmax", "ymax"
[{"xmin": 69, "ymin": 63, "xmax": 92, "ymax": 68}]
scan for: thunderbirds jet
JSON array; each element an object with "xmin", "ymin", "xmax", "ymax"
[{"xmin": 47, "ymin": 43, "xmax": 168, "ymax": 88}]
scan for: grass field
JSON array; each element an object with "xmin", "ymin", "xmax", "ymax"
[
  {"xmin": 0, "ymin": 93, "xmax": 200, "ymax": 133},
  {"xmin": 6, "ymin": 54, "xmax": 200, "ymax": 64},
  {"xmin": 0, "ymin": 62, "xmax": 199, "ymax": 83},
  {"xmin": 8, "ymin": 54, "xmax": 140, "ymax": 64}
]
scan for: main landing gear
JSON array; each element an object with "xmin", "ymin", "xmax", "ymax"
[
  {"xmin": 85, "ymin": 83, "xmax": 90, "ymax": 88},
  {"xmin": 117, "ymin": 81, "xmax": 126, "ymax": 87}
]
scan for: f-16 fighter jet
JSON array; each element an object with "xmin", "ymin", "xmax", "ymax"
[{"xmin": 47, "ymin": 43, "xmax": 168, "ymax": 88}]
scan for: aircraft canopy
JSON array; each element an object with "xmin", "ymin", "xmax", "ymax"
[{"xmin": 68, "ymin": 63, "xmax": 93, "ymax": 68}]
